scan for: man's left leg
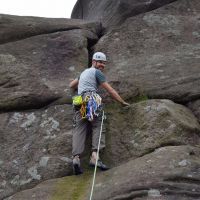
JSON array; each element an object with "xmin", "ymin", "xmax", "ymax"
[{"xmin": 90, "ymin": 113, "xmax": 109, "ymax": 170}]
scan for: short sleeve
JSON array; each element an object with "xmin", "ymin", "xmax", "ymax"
[{"xmin": 95, "ymin": 69, "xmax": 106, "ymax": 85}]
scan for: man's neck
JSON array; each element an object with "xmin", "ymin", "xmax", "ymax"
[{"xmin": 92, "ymin": 65, "xmax": 98, "ymax": 69}]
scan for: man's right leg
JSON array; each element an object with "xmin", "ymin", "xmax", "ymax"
[{"xmin": 72, "ymin": 110, "xmax": 88, "ymax": 175}]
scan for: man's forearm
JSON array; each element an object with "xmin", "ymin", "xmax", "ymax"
[
  {"xmin": 100, "ymin": 82, "xmax": 130, "ymax": 106},
  {"xmin": 69, "ymin": 79, "xmax": 79, "ymax": 89},
  {"xmin": 109, "ymin": 88, "xmax": 126, "ymax": 104}
]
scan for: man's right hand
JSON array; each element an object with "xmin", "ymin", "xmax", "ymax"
[{"xmin": 121, "ymin": 101, "xmax": 130, "ymax": 107}]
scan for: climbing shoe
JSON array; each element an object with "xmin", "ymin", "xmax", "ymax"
[
  {"xmin": 73, "ymin": 156, "xmax": 83, "ymax": 175},
  {"xmin": 89, "ymin": 158, "xmax": 109, "ymax": 171}
]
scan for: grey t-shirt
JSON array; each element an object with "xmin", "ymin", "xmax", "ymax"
[{"xmin": 78, "ymin": 67, "xmax": 106, "ymax": 95}]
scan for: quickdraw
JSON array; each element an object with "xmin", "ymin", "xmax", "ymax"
[
  {"xmin": 80, "ymin": 101, "xmax": 87, "ymax": 119},
  {"xmin": 80, "ymin": 93, "xmax": 102, "ymax": 121}
]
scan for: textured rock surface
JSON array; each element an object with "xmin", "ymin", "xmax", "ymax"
[
  {"xmin": 94, "ymin": 0, "xmax": 200, "ymax": 103},
  {"xmin": 0, "ymin": 14, "xmax": 102, "ymax": 44},
  {"xmin": 4, "ymin": 179, "xmax": 57, "ymax": 200},
  {"xmin": 0, "ymin": 15, "xmax": 101, "ymax": 111},
  {"xmin": 93, "ymin": 146, "xmax": 200, "ymax": 200},
  {"xmin": 6, "ymin": 146, "xmax": 200, "ymax": 200},
  {"xmin": 188, "ymin": 100, "xmax": 200, "ymax": 123},
  {"xmin": 0, "ymin": 105, "xmax": 74, "ymax": 199},
  {"xmin": 1, "ymin": 99, "xmax": 199, "ymax": 199},
  {"xmin": 71, "ymin": 0, "xmax": 177, "ymax": 28},
  {"xmin": 1, "ymin": 0, "xmax": 200, "ymax": 199},
  {"xmin": 4, "ymin": 172, "xmax": 92, "ymax": 200},
  {"xmin": 105, "ymin": 99, "xmax": 200, "ymax": 166}
]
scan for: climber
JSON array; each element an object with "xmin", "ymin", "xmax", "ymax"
[{"xmin": 69, "ymin": 52, "xmax": 130, "ymax": 175}]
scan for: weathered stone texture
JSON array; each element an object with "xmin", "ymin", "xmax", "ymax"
[
  {"xmin": 0, "ymin": 15, "xmax": 101, "ymax": 111},
  {"xmin": 93, "ymin": 146, "xmax": 200, "ymax": 200},
  {"xmin": 71, "ymin": 0, "xmax": 177, "ymax": 28},
  {"xmin": 0, "ymin": 105, "xmax": 73, "ymax": 199},
  {"xmin": 1, "ymin": 0, "xmax": 200, "ymax": 199},
  {"xmin": 94, "ymin": 0, "xmax": 200, "ymax": 103},
  {"xmin": 105, "ymin": 99, "xmax": 200, "ymax": 166},
  {"xmin": 0, "ymin": 14, "xmax": 101, "ymax": 44}
]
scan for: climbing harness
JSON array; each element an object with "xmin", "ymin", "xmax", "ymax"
[
  {"xmin": 73, "ymin": 92, "xmax": 102, "ymax": 121},
  {"xmin": 89, "ymin": 110, "xmax": 105, "ymax": 200}
]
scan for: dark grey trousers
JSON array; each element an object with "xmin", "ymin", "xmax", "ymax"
[{"xmin": 72, "ymin": 110, "xmax": 105, "ymax": 157}]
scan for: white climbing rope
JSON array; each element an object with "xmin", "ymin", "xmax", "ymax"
[{"xmin": 89, "ymin": 110, "xmax": 105, "ymax": 200}]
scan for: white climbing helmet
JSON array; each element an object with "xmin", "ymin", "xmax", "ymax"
[{"xmin": 92, "ymin": 52, "xmax": 107, "ymax": 61}]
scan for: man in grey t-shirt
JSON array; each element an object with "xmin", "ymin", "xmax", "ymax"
[{"xmin": 69, "ymin": 52, "xmax": 129, "ymax": 175}]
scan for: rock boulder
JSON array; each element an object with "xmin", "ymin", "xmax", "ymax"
[
  {"xmin": 93, "ymin": 145, "xmax": 200, "ymax": 200},
  {"xmin": 105, "ymin": 99, "xmax": 200, "ymax": 166},
  {"xmin": 71, "ymin": 0, "xmax": 177, "ymax": 29},
  {"xmin": 94, "ymin": 0, "xmax": 200, "ymax": 103},
  {"xmin": 0, "ymin": 15, "xmax": 101, "ymax": 111},
  {"xmin": 0, "ymin": 105, "xmax": 73, "ymax": 199}
]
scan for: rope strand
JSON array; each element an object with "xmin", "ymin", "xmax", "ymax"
[{"xmin": 89, "ymin": 111, "xmax": 104, "ymax": 200}]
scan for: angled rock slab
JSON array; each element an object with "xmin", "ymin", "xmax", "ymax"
[
  {"xmin": 4, "ymin": 146, "xmax": 200, "ymax": 200},
  {"xmin": 188, "ymin": 99, "xmax": 200, "ymax": 123},
  {"xmin": 0, "ymin": 14, "xmax": 101, "ymax": 44},
  {"xmin": 71, "ymin": 0, "xmax": 176, "ymax": 28},
  {"xmin": 94, "ymin": 0, "xmax": 200, "ymax": 103},
  {"xmin": 0, "ymin": 19, "xmax": 99, "ymax": 111},
  {"xmin": 4, "ymin": 172, "xmax": 92, "ymax": 200},
  {"xmin": 105, "ymin": 99, "xmax": 200, "ymax": 166},
  {"xmin": 0, "ymin": 105, "xmax": 74, "ymax": 199},
  {"xmin": 4, "ymin": 178, "xmax": 57, "ymax": 200},
  {"xmin": 92, "ymin": 145, "xmax": 200, "ymax": 200}
]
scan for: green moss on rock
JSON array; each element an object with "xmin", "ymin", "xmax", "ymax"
[{"xmin": 51, "ymin": 172, "xmax": 93, "ymax": 200}]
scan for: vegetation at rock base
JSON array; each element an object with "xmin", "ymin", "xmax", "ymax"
[{"xmin": 51, "ymin": 171, "xmax": 93, "ymax": 200}]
